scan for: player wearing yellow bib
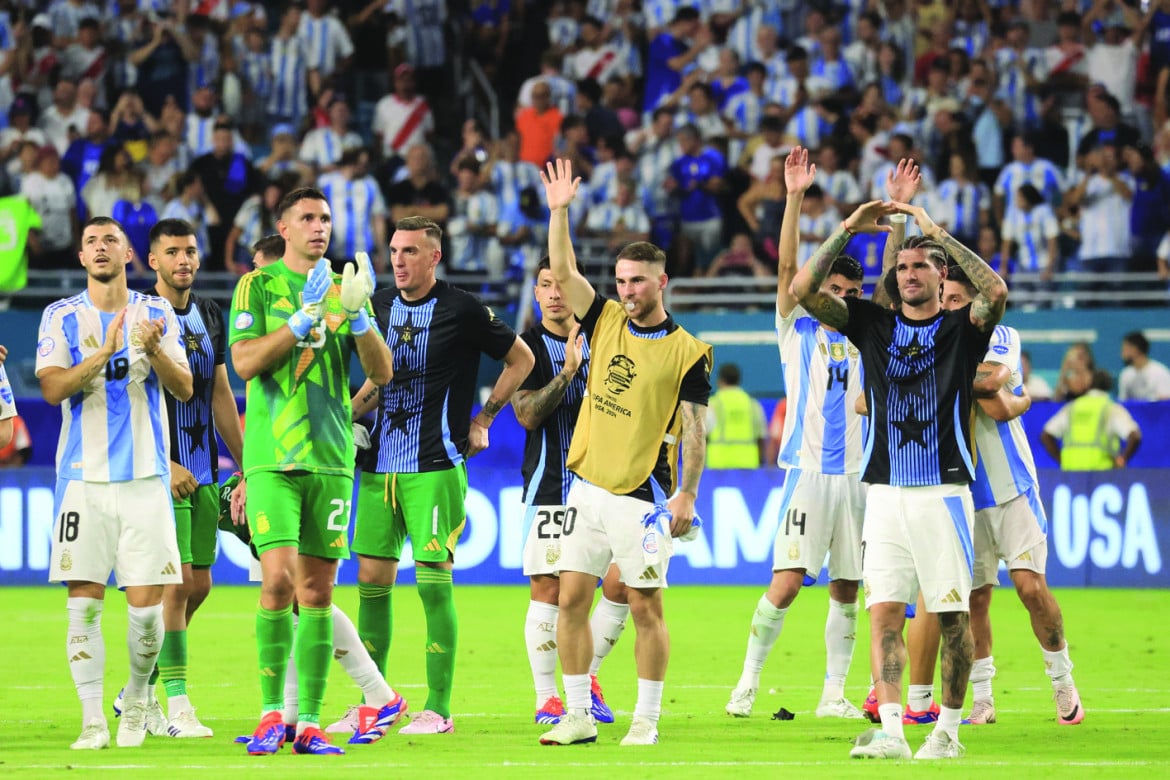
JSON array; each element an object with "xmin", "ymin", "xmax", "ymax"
[
  {"xmin": 229, "ymin": 187, "xmax": 393, "ymax": 756},
  {"xmin": 537, "ymin": 159, "xmax": 712, "ymax": 748}
]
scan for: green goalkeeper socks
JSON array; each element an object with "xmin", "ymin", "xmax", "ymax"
[
  {"xmin": 417, "ymin": 567, "xmax": 457, "ymax": 718},
  {"xmin": 158, "ymin": 630, "xmax": 188, "ymax": 698},
  {"xmin": 357, "ymin": 583, "xmax": 393, "ymax": 677},
  {"xmin": 256, "ymin": 604, "xmax": 294, "ymax": 711},
  {"xmin": 295, "ymin": 605, "xmax": 334, "ymax": 726}
]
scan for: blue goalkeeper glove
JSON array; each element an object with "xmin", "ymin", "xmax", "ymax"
[{"xmin": 288, "ymin": 257, "xmax": 333, "ymax": 340}]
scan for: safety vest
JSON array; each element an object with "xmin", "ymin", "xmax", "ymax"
[
  {"xmin": 706, "ymin": 386, "xmax": 760, "ymax": 469},
  {"xmin": 1060, "ymin": 392, "xmax": 1117, "ymax": 471}
]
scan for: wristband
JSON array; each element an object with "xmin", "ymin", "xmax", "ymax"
[
  {"xmin": 288, "ymin": 309, "xmax": 315, "ymax": 340},
  {"xmin": 348, "ymin": 308, "xmax": 372, "ymax": 337},
  {"xmin": 889, "ymin": 214, "xmax": 908, "ymax": 224}
]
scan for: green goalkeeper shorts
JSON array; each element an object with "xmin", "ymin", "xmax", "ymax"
[
  {"xmin": 173, "ymin": 483, "xmax": 220, "ymax": 568},
  {"xmin": 246, "ymin": 470, "xmax": 353, "ymax": 559},
  {"xmin": 352, "ymin": 466, "xmax": 467, "ymax": 562}
]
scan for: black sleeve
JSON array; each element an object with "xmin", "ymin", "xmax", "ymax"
[
  {"xmin": 678, "ymin": 353, "xmax": 711, "ymax": 406},
  {"xmin": 204, "ymin": 298, "xmax": 226, "ymax": 364},
  {"xmin": 960, "ymin": 303, "xmax": 993, "ymax": 359},
  {"xmin": 464, "ymin": 293, "xmax": 518, "ymax": 360},
  {"xmin": 840, "ymin": 295, "xmax": 882, "ymax": 349},
  {"xmin": 518, "ymin": 330, "xmax": 547, "ymax": 391},
  {"xmin": 577, "ymin": 293, "xmax": 608, "ymax": 338}
]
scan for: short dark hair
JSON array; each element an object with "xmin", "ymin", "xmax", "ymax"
[
  {"xmin": 577, "ymin": 78, "xmax": 602, "ymax": 104},
  {"xmin": 253, "ymin": 233, "xmax": 286, "ymax": 261},
  {"xmin": 1017, "ymin": 183, "xmax": 1045, "ymax": 207},
  {"xmin": 456, "ymin": 157, "xmax": 481, "ymax": 175},
  {"xmin": 1092, "ymin": 369, "xmax": 1114, "ymax": 392},
  {"xmin": 718, "ymin": 363, "xmax": 741, "ymax": 385},
  {"xmin": 1123, "ymin": 331, "xmax": 1150, "ymax": 355},
  {"xmin": 149, "ymin": 218, "xmax": 196, "ymax": 249},
  {"xmin": 830, "ymin": 255, "xmax": 864, "ymax": 282},
  {"xmin": 616, "ymin": 241, "xmax": 666, "ymax": 268},
  {"xmin": 899, "ymin": 235, "xmax": 950, "ymax": 271},
  {"xmin": 82, "ymin": 215, "xmax": 126, "ymax": 238},
  {"xmin": 945, "ymin": 263, "xmax": 977, "ymax": 298},
  {"xmin": 672, "ymin": 6, "xmax": 700, "ymax": 23},
  {"xmin": 277, "ymin": 186, "xmax": 328, "ymax": 219},
  {"xmin": 396, "ymin": 215, "xmax": 443, "ymax": 243}
]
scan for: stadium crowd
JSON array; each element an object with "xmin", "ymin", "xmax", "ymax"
[{"xmin": 2, "ymin": 0, "xmax": 1170, "ymax": 294}]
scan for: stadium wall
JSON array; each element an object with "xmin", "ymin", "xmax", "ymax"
[{"xmin": 1, "ymin": 466, "xmax": 1164, "ymax": 588}]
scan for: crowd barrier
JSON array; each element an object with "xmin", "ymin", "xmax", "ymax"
[{"xmin": 1, "ymin": 466, "xmax": 1163, "ymax": 588}]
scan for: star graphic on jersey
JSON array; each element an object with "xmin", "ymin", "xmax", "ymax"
[
  {"xmin": 892, "ymin": 407, "xmax": 929, "ymax": 450},
  {"xmin": 190, "ymin": 369, "xmax": 212, "ymax": 402},
  {"xmin": 384, "ymin": 400, "xmax": 411, "ymax": 435},
  {"xmin": 392, "ymin": 312, "xmax": 421, "ymax": 351},
  {"xmin": 182, "ymin": 417, "xmax": 208, "ymax": 453},
  {"xmin": 895, "ymin": 333, "xmax": 925, "ymax": 362}
]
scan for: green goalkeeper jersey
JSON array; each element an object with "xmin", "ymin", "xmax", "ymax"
[{"xmin": 229, "ymin": 259, "xmax": 357, "ymax": 477}]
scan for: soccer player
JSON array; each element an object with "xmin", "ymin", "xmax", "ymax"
[
  {"xmin": 36, "ymin": 216, "xmax": 194, "ymax": 750},
  {"xmin": 230, "ymin": 187, "xmax": 393, "ymax": 756},
  {"xmin": 725, "ymin": 147, "xmax": 868, "ymax": 720},
  {"xmin": 252, "ymin": 234, "xmax": 286, "ymax": 269},
  {"xmin": 537, "ymin": 159, "xmax": 712, "ymax": 747},
  {"xmin": 1, "ymin": 344, "xmax": 17, "ymax": 449},
  {"xmin": 514, "ymin": 257, "xmax": 627, "ymax": 726},
  {"xmin": 940, "ymin": 265, "xmax": 1084, "ymax": 726},
  {"xmin": 792, "ymin": 199, "xmax": 1008, "ymax": 760},
  {"xmin": 349, "ymin": 216, "xmax": 534, "ymax": 735},
  {"xmin": 143, "ymin": 218, "xmax": 244, "ymax": 737}
]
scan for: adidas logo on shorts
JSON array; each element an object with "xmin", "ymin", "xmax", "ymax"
[
  {"xmin": 423, "ymin": 538, "xmax": 443, "ymax": 553},
  {"xmin": 940, "ymin": 588, "xmax": 963, "ymax": 605},
  {"xmin": 160, "ymin": 562, "xmax": 177, "ymax": 576}
]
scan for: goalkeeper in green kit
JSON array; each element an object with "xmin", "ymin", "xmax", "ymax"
[{"xmin": 229, "ymin": 187, "xmax": 393, "ymax": 756}]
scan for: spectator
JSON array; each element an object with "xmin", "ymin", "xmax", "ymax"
[
  {"xmin": 1044, "ymin": 12, "xmax": 1089, "ymax": 106},
  {"xmin": 6, "ymin": 141, "xmax": 42, "ymax": 195},
  {"xmin": 668, "ymin": 80, "xmax": 727, "ymax": 145},
  {"xmin": 61, "ymin": 112, "xmax": 113, "ymax": 221},
  {"xmin": 643, "ymin": 7, "xmax": 707, "ymax": 114},
  {"xmin": 568, "ymin": 15, "xmax": 627, "ymax": 85},
  {"xmin": 993, "ymin": 131, "xmax": 1064, "ymax": 225},
  {"xmin": 139, "ymin": 130, "xmax": 183, "ymax": 207},
  {"xmin": 383, "ymin": 0, "xmax": 448, "ymax": 98},
  {"xmin": 385, "ymin": 143, "xmax": 450, "ymax": 227},
  {"xmin": 81, "ymin": 144, "xmax": 135, "ymax": 223},
  {"xmin": 577, "ymin": 78, "xmax": 625, "ymax": 146},
  {"xmin": 39, "ymin": 79, "xmax": 92, "ymax": 155},
  {"xmin": 225, "ymin": 179, "xmax": 284, "ymax": 274},
  {"xmin": 21, "ymin": 145, "xmax": 77, "ymax": 269},
  {"xmin": 267, "ymin": 2, "xmax": 309, "ymax": 127},
  {"xmin": 665, "ymin": 123, "xmax": 725, "ymax": 273},
  {"xmin": 518, "ymin": 51, "xmax": 578, "ymax": 117},
  {"xmin": 299, "ymin": 96, "xmax": 363, "ymax": 174},
  {"xmin": 797, "ymin": 183, "xmax": 840, "ymax": 267},
  {"xmin": 627, "ymin": 106, "xmax": 679, "ymax": 248},
  {"xmin": 995, "ymin": 20, "xmax": 1047, "ymax": 129},
  {"xmin": 584, "ymin": 176, "xmax": 650, "ymax": 252},
  {"xmin": 161, "ymin": 169, "xmax": 217, "ymax": 262},
  {"xmin": 737, "ymin": 153, "xmax": 785, "ymax": 260},
  {"xmin": 373, "ymin": 63, "xmax": 433, "ymax": 166},
  {"xmin": 489, "ymin": 129, "xmax": 544, "ymax": 223},
  {"xmin": 1118, "ymin": 331, "xmax": 1170, "ymax": 400},
  {"xmin": 932, "ymin": 152, "xmax": 988, "ymax": 249},
  {"xmin": 515, "ymin": 82, "xmax": 564, "ymax": 167},
  {"xmin": 815, "ymin": 144, "xmax": 863, "ymax": 216},
  {"xmin": 1077, "ymin": 89, "xmax": 1140, "ymax": 159},
  {"xmin": 319, "ymin": 147, "xmax": 388, "ymax": 271},
  {"xmin": 448, "ymin": 157, "xmax": 502, "ymax": 275},
  {"xmin": 188, "ymin": 119, "xmax": 261, "ymax": 270},
  {"xmin": 709, "ymin": 48, "xmax": 750, "ymax": 111},
  {"xmin": 705, "ymin": 362, "xmax": 767, "ymax": 469},
  {"xmin": 845, "ymin": 11, "xmax": 883, "ymax": 86},
  {"xmin": 724, "ymin": 61, "xmax": 768, "ymax": 165},
  {"xmin": 1021, "ymin": 350, "xmax": 1054, "ymax": 400},
  {"xmin": 554, "ymin": 114, "xmax": 595, "ymax": 180},
  {"xmin": 60, "ymin": 17, "xmax": 109, "ymax": 110},
  {"xmin": 743, "ymin": 114, "xmax": 787, "ymax": 183},
  {"xmin": 448, "ymin": 118, "xmax": 492, "ymax": 181},
  {"xmin": 1000, "ymin": 183, "xmax": 1060, "ymax": 283},
  {"xmin": 256, "ymin": 124, "xmax": 312, "ymax": 183},
  {"xmin": 127, "ymin": 9, "xmax": 198, "ymax": 115},
  {"xmin": 1083, "ymin": 3, "xmax": 1141, "ymax": 126},
  {"xmin": 966, "ymin": 76, "xmax": 1004, "ymax": 187},
  {"xmin": 706, "ymin": 232, "xmax": 771, "ymax": 279},
  {"xmin": 868, "ymin": 133, "xmax": 935, "ymax": 200},
  {"xmin": 109, "ymin": 170, "xmax": 158, "ymax": 274},
  {"xmin": 108, "ymin": 91, "xmax": 157, "ymax": 162},
  {"xmin": 1124, "ymin": 142, "xmax": 1170, "ymax": 275},
  {"xmin": 1066, "ymin": 142, "xmax": 1134, "ymax": 282},
  {"xmin": 298, "ymin": 0, "xmax": 353, "ymax": 98},
  {"xmin": 811, "ymin": 25, "xmax": 855, "ymax": 94},
  {"xmin": 1054, "ymin": 341, "xmax": 1097, "ymax": 401},
  {"xmin": 0, "ymin": 98, "xmax": 47, "ymax": 159},
  {"xmin": 1041, "ymin": 367, "xmax": 1141, "ymax": 470}
]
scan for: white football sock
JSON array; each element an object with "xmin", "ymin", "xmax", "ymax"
[
  {"xmin": 907, "ymin": 684, "xmax": 934, "ymax": 712},
  {"xmin": 970, "ymin": 655, "xmax": 996, "ymax": 702},
  {"xmin": 1042, "ymin": 644, "xmax": 1075, "ymax": 688},
  {"xmin": 822, "ymin": 598, "xmax": 857, "ymax": 701},
  {"xmin": 525, "ymin": 600, "xmax": 560, "ymax": 706},
  {"xmin": 588, "ymin": 597, "xmax": 628, "ymax": 676},
  {"xmin": 332, "ymin": 604, "xmax": 394, "ymax": 707},
  {"xmin": 67, "ymin": 597, "xmax": 105, "ymax": 726},
  {"xmin": 633, "ymin": 678, "xmax": 664, "ymax": 725},
  {"xmin": 737, "ymin": 594, "xmax": 786, "ymax": 690},
  {"xmin": 124, "ymin": 604, "xmax": 162, "ymax": 701}
]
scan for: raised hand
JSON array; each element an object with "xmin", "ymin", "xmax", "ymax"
[
  {"xmin": 886, "ymin": 158, "xmax": 921, "ymax": 204},
  {"xmin": 784, "ymin": 146, "xmax": 817, "ymax": 195},
  {"xmin": 562, "ymin": 322, "xmax": 585, "ymax": 376},
  {"xmin": 540, "ymin": 158, "xmax": 581, "ymax": 211},
  {"xmin": 340, "ymin": 251, "xmax": 376, "ymax": 316},
  {"xmin": 102, "ymin": 308, "xmax": 127, "ymax": 357},
  {"xmin": 289, "ymin": 257, "xmax": 334, "ymax": 341},
  {"xmin": 844, "ymin": 200, "xmax": 899, "ymax": 234}
]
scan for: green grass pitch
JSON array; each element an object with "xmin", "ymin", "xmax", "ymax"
[{"xmin": 2, "ymin": 585, "xmax": 1168, "ymax": 779}]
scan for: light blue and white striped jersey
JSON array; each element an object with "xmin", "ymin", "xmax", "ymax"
[
  {"xmin": 230, "ymin": 194, "xmax": 272, "ymax": 262},
  {"xmin": 387, "ymin": 0, "xmax": 447, "ymax": 68},
  {"xmin": 185, "ymin": 115, "xmax": 216, "ymax": 158},
  {"xmin": 810, "ymin": 56, "xmax": 854, "ymax": 91},
  {"xmin": 994, "ymin": 159, "xmax": 1063, "ymax": 216},
  {"xmin": 268, "ymin": 35, "xmax": 309, "ymax": 121},
  {"xmin": 449, "ymin": 189, "xmax": 500, "ymax": 271},
  {"xmin": 798, "ymin": 208, "xmax": 841, "ymax": 267},
  {"xmin": 319, "ymin": 171, "xmax": 387, "ymax": 259},
  {"xmin": 723, "ymin": 90, "xmax": 764, "ymax": 163},
  {"xmin": 785, "ymin": 106, "xmax": 833, "ymax": 152},
  {"xmin": 585, "ymin": 201, "xmax": 650, "ymax": 235},
  {"xmin": 765, "ymin": 75, "xmax": 801, "ymax": 108},
  {"xmin": 995, "ymin": 47, "xmax": 1046, "ymax": 127},
  {"xmin": 297, "ymin": 11, "xmax": 354, "ymax": 76},
  {"xmin": 299, "ymin": 127, "xmax": 363, "ymax": 169},
  {"xmin": 869, "ymin": 160, "xmax": 936, "ymax": 201},
  {"xmin": 588, "ymin": 161, "xmax": 618, "ymax": 206},
  {"xmin": 0, "ymin": 364, "xmax": 15, "ymax": 420},
  {"xmin": 971, "ymin": 325, "xmax": 1040, "ymax": 512},
  {"xmin": 35, "ymin": 290, "xmax": 186, "ymax": 482},
  {"xmin": 635, "ymin": 136, "xmax": 679, "ymax": 218},
  {"xmin": 1002, "ymin": 203, "xmax": 1059, "ymax": 272},
  {"xmin": 489, "ymin": 158, "xmax": 543, "ymax": 215},
  {"xmin": 775, "ymin": 304, "xmax": 864, "ymax": 474},
  {"xmin": 239, "ymin": 46, "xmax": 273, "ymax": 102},
  {"xmin": 931, "ymin": 179, "xmax": 989, "ymax": 239},
  {"xmin": 816, "ymin": 169, "xmax": 863, "ymax": 208},
  {"xmin": 161, "ymin": 198, "xmax": 211, "ymax": 257},
  {"xmin": 726, "ymin": 6, "xmax": 784, "ymax": 64},
  {"xmin": 188, "ymin": 33, "xmax": 220, "ymax": 98},
  {"xmin": 49, "ymin": 1, "xmax": 101, "ymax": 40}
]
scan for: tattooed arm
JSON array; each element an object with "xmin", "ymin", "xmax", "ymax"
[
  {"xmin": 893, "ymin": 201, "xmax": 1008, "ymax": 332},
  {"xmin": 513, "ymin": 325, "xmax": 585, "ymax": 431},
  {"xmin": 351, "ymin": 378, "xmax": 382, "ymax": 420},
  {"xmin": 792, "ymin": 200, "xmax": 896, "ymax": 329},
  {"xmin": 666, "ymin": 399, "xmax": 707, "ymax": 538}
]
